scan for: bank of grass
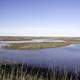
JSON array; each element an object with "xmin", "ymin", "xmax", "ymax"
[
  {"xmin": 3, "ymin": 37, "xmax": 80, "ymax": 50},
  {"xmin": 0, "ymin": 63, "xmax": 80, "ymax": 80},
  {"xmin": 4, "ymin": 42, "xmax": 70, "ymax": 50}
]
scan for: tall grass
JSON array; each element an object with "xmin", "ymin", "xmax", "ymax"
[{"xmin": 0, "ymin": 63, "xmax": 80, "ymax": 80}]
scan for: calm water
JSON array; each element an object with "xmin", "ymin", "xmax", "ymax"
[{"xmin": 0, "ymin": 43, "xmax": 80, "ymax": 70}]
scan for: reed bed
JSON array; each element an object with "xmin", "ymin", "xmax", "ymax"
[{"xmin": 0, "ymin": 63, "xmax": 80, "ymax": 80}]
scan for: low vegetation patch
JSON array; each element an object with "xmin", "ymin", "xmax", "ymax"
[
  {"xmin": 4, "ymin": 42, "xmax": 70, "ymax": 50},
  {"xmin": 0, "ymin": 63, "xmax": 80, "ymax": 80},
  {"xmin": 2, "ymin": 37, "xmax": 80, "ymax": 50}
]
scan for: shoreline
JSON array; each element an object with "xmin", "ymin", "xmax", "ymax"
[
  {"xmin": 3, "ymin": 42, "xmax": 71, "ymax": 50},
  {"xmin": 1, "ymin": 37, "xmax": 80, "ymax": 50}
]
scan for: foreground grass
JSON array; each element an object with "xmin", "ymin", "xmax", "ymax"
[{"xmin": 0, "ymin": 63, "xmax": 80, "ymax": 80}]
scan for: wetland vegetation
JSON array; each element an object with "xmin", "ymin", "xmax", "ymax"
[
  {"xmin": 0, "ymin": 63, "xmax": 80, "ymax": 80},
  {"xmin": 3, "ymin": 37, "xmax": 80, "ymax": 50},
  {"xmin": 4, "ymin": 42, "xmax": 70, "ymax": 50}
]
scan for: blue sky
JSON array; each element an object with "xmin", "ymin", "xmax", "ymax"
[{"xmin": 0, "ymin": 0, "xmax": 80, "ymax": 36}]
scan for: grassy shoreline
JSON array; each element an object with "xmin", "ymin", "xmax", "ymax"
[
  {"xmin": 2, "ymin": 37, "xmax": 80, "ymax": 50},
  {"xmin": 3, "ymin": 42, "xmax": 71, "ymax": 50}
]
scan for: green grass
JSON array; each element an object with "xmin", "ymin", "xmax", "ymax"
[
  {"xmin": 3, "ymin": 42, "xmax": 71, "ymax": 50},
  {"xmin": 2, "ymin": 37, "xmax": 80, "ymax": 50},
  {"xmin": 0, "ymin": 63, "xmax": 80, "ymax": 80}
]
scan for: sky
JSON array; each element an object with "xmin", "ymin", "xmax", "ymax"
[{"xmin": 0, "ymin": 0, "xmax": 80, "ymax": 36}]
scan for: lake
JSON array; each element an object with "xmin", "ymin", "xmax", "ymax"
[{"xmin": 0, "ymin": 43, "xmax": 80, "ymax": 70}]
